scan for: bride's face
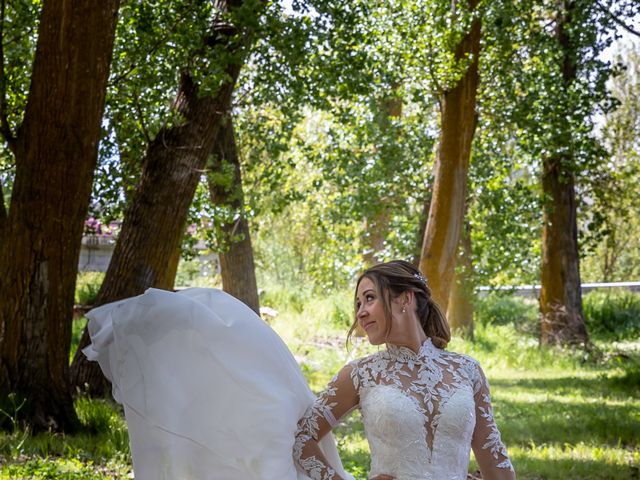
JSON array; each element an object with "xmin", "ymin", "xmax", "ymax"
[{"xmin": 355, "ymin": 277, "xmax": 389, "ymax": 345}]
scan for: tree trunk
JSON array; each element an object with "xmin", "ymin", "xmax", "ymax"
[
  {"xmin": 70, "ymin": 1, "xmax": 259, "ymax": 396},
  {"xmin": 447, "ymin": 218, "xmax": 474, "ymax": 338},
  {"xmin": 0, "ymin": 0, "xmax": 120, "ymax": 432},
  {"xmin": 207, "ymin": 117, "xmax": 260, "ymax": 314},
  {"xmin": 539, "ymin": 0, "xmax": 589, "ymax": 346},
  {"xmin": 419, "ymin": 0, "xmax": 481, "ymax": 311}
]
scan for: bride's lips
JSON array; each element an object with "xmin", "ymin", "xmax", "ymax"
[{"xmin": 362, "ymin": 321, "xmax": 375, "ymax": 331}]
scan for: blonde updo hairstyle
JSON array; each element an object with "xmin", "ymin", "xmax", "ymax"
[{"xmin": 348, "ymin": 260, "xmax": 451, "ymax": 349}]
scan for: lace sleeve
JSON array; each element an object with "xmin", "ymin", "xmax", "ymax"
[
  {"xmin": 294, "ymin": 363, "xmax": 359, "ymax": 480},
  {"xmin": 471, "ymin": 364, "xmax": 515, "ymax": 478}
]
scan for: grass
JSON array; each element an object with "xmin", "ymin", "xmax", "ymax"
[
  {"xmin": 0, "ymin": 397, "xmax": 130, "ymax": 479},
  {"xmin": 272, "ymin": 290, "xmax": 640, "ymax": 480},
  {"xmin": 2, "ymin": 289, "xmax": 639, "ymax": 479}
]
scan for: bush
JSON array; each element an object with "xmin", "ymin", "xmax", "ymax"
[
  {"xmin": 583, "ymin": 290, "xmax": 640, "ymax": 341},
  {"xmin": 474, "ymin": 292, "xmax": 538, "ymax": 332},
  {"xmin": 260, "ymin": 284, "xmax": 314, "ymax": 313},
  {"xmin": 75, "ymin": 272, "xmax": 104, "ymax": 306}
]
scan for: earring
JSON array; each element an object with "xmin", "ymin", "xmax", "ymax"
[{"xmin": 402, "ymin": 307, "xmax": 406, "ymax": 313}]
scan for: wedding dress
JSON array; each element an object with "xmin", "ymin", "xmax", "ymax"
[
  {"xmin": 83, "ymin": 287, "xmax": 353, "ymax": 480},
  {"xmin": 294, "ymin": 338, "xmax": 514, "ymax": 480}
]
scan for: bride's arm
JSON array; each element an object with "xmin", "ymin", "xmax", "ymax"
[
  {"xmin": 470, "ymin": 365, "xmax": 516, "ymax": 480},
  {"xmin": 294, "ymin": 363, "xmax": 359, "ymax": 480}
]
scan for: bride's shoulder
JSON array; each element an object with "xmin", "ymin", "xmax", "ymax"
[{"xmin": 440, "ymin": 349, "xmax": 485, "ymax": 381}]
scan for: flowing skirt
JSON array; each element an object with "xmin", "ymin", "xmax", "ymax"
[{"xmin": 84, "ymin": 287, "xmax": 352, "ymax": 480}]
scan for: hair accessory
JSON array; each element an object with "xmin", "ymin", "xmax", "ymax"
[{"xmin": 414, "ymin": 271, "xmax": 428, "ymax": 286}]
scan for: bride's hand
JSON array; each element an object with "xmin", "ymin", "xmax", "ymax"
[{"xmin": 370, "ymin": 476, "xmax": 395, "ymax": 480}]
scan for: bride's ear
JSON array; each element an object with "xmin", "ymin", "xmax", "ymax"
[{"xmin": 402, "ymin": 290, "xmax": 415, "ymax": 309}]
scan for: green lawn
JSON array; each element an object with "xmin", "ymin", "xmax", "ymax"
[{"xmin": 1, "ymin": 291, "xmax": 638, "ymax": 479}]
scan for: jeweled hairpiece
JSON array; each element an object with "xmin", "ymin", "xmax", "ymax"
[{"xmin": 414, "ymin": 271, "xmax": 428, "ymax": 286}]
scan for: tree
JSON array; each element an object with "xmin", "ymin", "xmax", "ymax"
[
  {"xmin": 419, "ymin": 0, "xmax": 481, "ymax": 310},
  {"xmin": 446, "ymin": 214, "xmax": 474, "ymax": 337},
  {"xmin": 71, "ymin": 0, "xmax": 265, "ymax": 396},
  {"xmin": 538, "ymin": 0, "xmax": 591, "ymax": 345},
  {"xmin": 581, "ymin": 38, "xmax": 640, "ymax": 282},
  {"xmin": 207, "ymin": 116, "xmax": 260, "ymax": 314},
  {"xmin": 0, "ymin": 0, "xmax": 120, "ymax": 431}
]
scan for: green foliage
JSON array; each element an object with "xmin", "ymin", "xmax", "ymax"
[
  {"xmin": 468, "ymin": 0, "xmax": 625, "ymax": 287},
  {"xmin": 474, "ymin": 293, "xmax": 538, "ymax": 329},
  {"xmin": 0, "ymin": 0, "xmax": 40, "ymax": 134},
  {"xmin": 583, "ymin": 290, "xmax": 640, "ymax": 341},
  {"xmin": 74, "ymin": 272, "xmax": 104, "ymax": 306},
  {"xmin": 174, "ymin": 255, "xmax": 220, "ymax": 288},
  {"xmin": 260, "ymin": 283, "xmax": 314, "ymax": 314},
  {"xmin": 0, "ymin": 393, "xmax": 26, "ymax": 434},
  {"xmin": 0, "ymin": 0, "xmax": 41, "ymax": 205},
  {"xmin": 0, "ymin": 397, "xmax": 130, "ymax": 479},
  {"xmin": 580, "ymin": 39, "xmax": 640, "ymax": 281},
  {"xmin": 92, "ymin": 0, "xmax": 221, "ymax": 222},
  {"xmin": 69, "ymin": 319, "xmax": 86, "ymax": 363},
  {"xmin": 0, "ymin": 458, "xmax": 125, "ymax": 480}
]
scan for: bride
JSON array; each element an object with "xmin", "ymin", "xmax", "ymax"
[
  {"xmin": 293, "ymin": 260, "xmax": 514, "ymax": 480},
  {"xmin": 84, "ymin": 260, "xmax": 514, "ymax": 480}
]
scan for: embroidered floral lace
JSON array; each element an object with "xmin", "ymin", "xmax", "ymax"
[{"xmin": 294, "ymin": 338, "xmax": 514, "ymax": 480}]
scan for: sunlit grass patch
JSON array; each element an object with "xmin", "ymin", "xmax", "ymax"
[
  {"xmin": 0, "ymin": 397, "xmax": 131, "ymax": 479},
  {"xmin": 0, "ymin": 456, "xmax": 130, "ymax": 480},
  {"xmin": 507, "ymin": 442, "xmax": 640, "ymax": 479}
]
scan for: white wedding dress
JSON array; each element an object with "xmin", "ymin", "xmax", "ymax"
[
  {"xmin": 293, "ymin": 338, "xmax": 514, "ymax": 480},
  {"xmin": 83, "ymin": 287, "xmax": 353, "ymax": 480}
]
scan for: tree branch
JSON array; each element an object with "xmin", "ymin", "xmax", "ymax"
[
  {"xmin": 0, "ymin": 0, "xmax": 17, "ymax": 153},
  {"xmin": 596, "ymin": 0, "xmax": 640, "ymax": 38},
  {"xmin": 108, "ymin": 5, "xmax": 200, "ymax": 88},
  {"xmin": 133, "ymin": 96, "xmax": 152, "ymax": 145}
]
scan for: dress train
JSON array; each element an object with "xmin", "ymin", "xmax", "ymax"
[{"xmin": 84, "ymin": 287, "xmax": 353, "ymax": 480}]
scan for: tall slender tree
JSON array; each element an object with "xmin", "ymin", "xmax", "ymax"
[
  {"xmin": 539, "ymin": 0, "xmax": 590, "ymax": 345},
  {"xmin": 419, "ymin": 0, "xmax": 481, "ymax": 310},
  {"xmin": 0, "ymin": 0, "xmax": 120, "ymax": 431}
]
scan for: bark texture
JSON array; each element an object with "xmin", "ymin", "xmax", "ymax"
[
  {"xmin": 70, "ymin": 0, "xmax": 258, "ymax": 396},
  {"xmin": 0, "ymin": 0, "xmax": 120, "ymax": 431},
  {"xmin": 446, "ymin": 219, "xmax": 474, "ymax": 338},
  {"xmin": 207, "ymin": 117, "xmax": 260, "ymax": 315},
  {"xmin": 412, "ymin": 196, "xmax": 430, "ymax": 268},
  {"xmin": 539, "ymin": 0, "xmax": 589, "ymax": 346},
  {"xmin": 419, "ymin": 0, "xmax": 481, "ymax": 311}
]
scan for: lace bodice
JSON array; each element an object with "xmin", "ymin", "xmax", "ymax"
[{"xmin": 294, "ymin": 338, "xmax": 513, "ymax": 479}]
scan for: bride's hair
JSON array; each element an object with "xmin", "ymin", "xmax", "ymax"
[{"xmin": 348, "ymin": 259, "xmax": 451, "ymax": 349}]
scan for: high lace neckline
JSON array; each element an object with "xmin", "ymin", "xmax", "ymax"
[{"xmin": 386, "ymin": 337, "xmax": 440, "ymax": 363}]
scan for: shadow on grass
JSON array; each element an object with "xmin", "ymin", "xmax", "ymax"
[
  {"xmin": 490, "ymin": 376, "xmax": 639, "ymax": 447},
  {"xmin": 492, "ymin": 372, "xmax": 640, "ymax": 399},
  {"xmin": 510, "ymin": 451, "xmax": 640, "ymax": 480}
]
